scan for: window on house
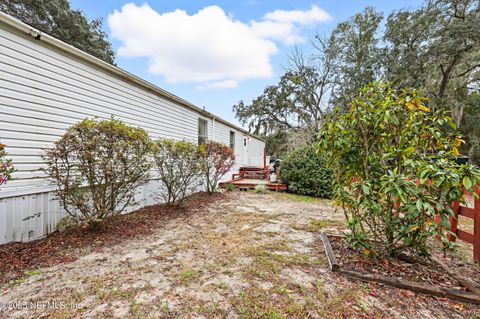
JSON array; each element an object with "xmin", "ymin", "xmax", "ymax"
[
  {"xmin": 198, "ymin": 118, "xmax": 208, "ymax": 145},
  {"xmin": 229, "ymin": 131, "xmax": 235, "ymax": 150},
  {"xmin": 244, "ymin": 137, "xmax": 247, "ymax": 146}
]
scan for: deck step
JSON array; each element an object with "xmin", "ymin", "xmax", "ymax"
[{"xmin": 220, "ymin": 178, "xmax": 287, "ymax": 192}]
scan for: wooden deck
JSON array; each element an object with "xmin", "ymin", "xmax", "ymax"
[
  {"xmin": 220, "ymin": 178, "xmax": 287, "ymax": 192},
  {"xmin": 220, "ymin": 166, "xmax": 287, "ymax": 192}
]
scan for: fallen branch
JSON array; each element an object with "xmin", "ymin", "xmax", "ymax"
[
  {"xmin": 340, "ymin": 269, "xmax": 480, "ymax": 305},
  {"xmin": 431, "ymin": 256, "xmax": 480, "ymax": 297},
  {"xmin": 320, "ymin": 232, "xmax": 339, "ymax": 271}
]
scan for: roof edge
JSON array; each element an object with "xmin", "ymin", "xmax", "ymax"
[{"xmin": 0, "ymin": 11, "xmax": 263, "ymax": 141}]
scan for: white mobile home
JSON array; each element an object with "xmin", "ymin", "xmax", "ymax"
[{"xmin": 0, "ymin": 12, "xmax": 265, "ymax": 245}]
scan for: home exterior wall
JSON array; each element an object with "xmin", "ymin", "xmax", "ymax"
[{"xmin": 0, "ymin": 16, "xmax": 265, "ymax": 244}]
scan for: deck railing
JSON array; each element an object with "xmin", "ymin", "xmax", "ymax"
[
  {"xmin": 232, "ymin": 167, "xmax": 269, "ymax": 180},
  {"xmin": 445, "ymin": 187, "xmax": 480, "ymax": 262}
]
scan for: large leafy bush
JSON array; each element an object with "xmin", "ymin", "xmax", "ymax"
[
  {"xmin": 44, "ymin": 118, "xmax": 153, "ymax": 226},
  {"xmin": 319, "ymin": 82, "xmax": 480, "ymax": 257},
  {"xmin": 280, "ymin": 145, "xmax": 333, "ymax": 198},
  {"xmin": 0, "ymin": 143, "xmax": 14, "ymax": 185},
  {"xmin": 203, "ymin": 141, "xmax": 235, "ymax": 194},
  {"xmin": 153, "ymin": 139, "xmax": 204, "ymax": 206}
]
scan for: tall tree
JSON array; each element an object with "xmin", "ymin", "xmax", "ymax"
[
  {"xmin": 384, "ymin": 0, "xmax": 480, "ymax": 161},
  {"xmin": 0, "ymin": 0, "xmax": 115, "ymax": 64},
  {"xmin": 427, "ymin": 0, "xmax": 480, "ymax": 125},
  {"xmin": 383, "ymin": 7, "xmax": 436, "ymax": 90},
  {"xmin": 460, "ymin": 91, "xmax": 480, "ymax": 161},
  {"xmin": 329, "ymin": 7, "xmax": 384, "ymax": 109},
  {"xmin": 233, "ymin": 37, "xmax": 335, "ymax": 155}
]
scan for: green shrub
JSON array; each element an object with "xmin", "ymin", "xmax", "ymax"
[
  {"xmin": 225, "ymin": 183, "xmax": 235, "ymax": 191},
  {"xmin": 255, "ymin": 184, "xmax": 267, "ymax": 193},
  {"xmin": 280, "ymin": 145, "xmax": 333, "ymax": 198},
  {"xmin": 319, "ymin": 82, "xmax": 480, "ymax": 257},
  {"xmin": 0, "ymin": 143, "xmax": 14, "ymax": 185},
  {"xmin": 44, "ymin": 118, "xmax": 153, "ymax": 227},
  {"xmin": 153, "ymin": 139, "xmax": 204, "ymax": 206}
]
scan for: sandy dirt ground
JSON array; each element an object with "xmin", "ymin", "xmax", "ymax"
[{"xmin": 1, "ymin": 191, "xmax": 479, "ymax": 318}]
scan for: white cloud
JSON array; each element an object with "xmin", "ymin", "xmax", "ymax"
[
  {"xmin": 264, "ymin": 5, "xmax": 331, "ymax": 25},
  {"xmin": 250, "ymin": 20, "xmax": 304, "ymax": 45},
  {"xmin": 197, "ymin": 79, "xmax": 239, "ymax": 91},
  {"xmin": 252, "ymin": 5, "xmax": 332, "ymax": 45},
  {"xmin": 108, "ymin": 4, "xmax": 331, "ymax": 89}
]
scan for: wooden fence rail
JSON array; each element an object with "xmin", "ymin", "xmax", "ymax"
[{"xmin": 446, "ymin": 187, "xmax": 480, "ymax": 262}]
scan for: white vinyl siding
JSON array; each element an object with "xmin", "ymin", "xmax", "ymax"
[
  {"xmin": 213, "ymin": 121, "xmax": 249, "ymax": 169},
  {"xmin": 212, "ymin": 120, "xmax": 231, "ymax": 146}
]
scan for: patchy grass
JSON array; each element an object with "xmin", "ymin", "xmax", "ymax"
[
  {"xmin": 232, "ymin": 286, "xmax": 304, "ymax": 319},
  {"xmin": 290, "ymin": 218, "xmax": 344, "ymax": 233},
  {"xmin": 231, "ymin": 277, "xmax": 364, "ymax": 318},
  {"xmin": 10, "ymin": 269, "xmax": 42, "ymax": 286},
  {"xmin": 270, "ymin": 192, "xmax": 331, "ymax": 203},
  {"xmin": 180, "ymin": 269, "xmax": 198, "ymax": 286},
  {"xmin": 249, "ymin": 240, "xmax": 293, "ymax": 254},
  {"xmin": 314, "ymin": 280, "xmax": 367, "ymax": 318},
  {"xmin": 23, "ymin": 269, "xmax": 41, "ymax": 277}
]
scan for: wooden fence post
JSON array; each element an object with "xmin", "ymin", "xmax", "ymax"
[{"xmin": 474, "ymin": 195, "xmax": 480, "ymax": 261}]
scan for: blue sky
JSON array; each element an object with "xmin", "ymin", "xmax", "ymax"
[{"xmin": 70, "ymin": 0, "xmax": 424, "ymax": 127}]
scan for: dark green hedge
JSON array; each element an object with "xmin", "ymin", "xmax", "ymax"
[{"xmin": 280, "ymin": 144, "xmax": 333, "ymax": 198}]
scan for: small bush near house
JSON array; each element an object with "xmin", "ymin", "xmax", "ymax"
[
  {"xmin": 225, "ymin": 183, "xmax": 235, "ymax": 191},
  {"xmin": 280, "ymin": 144, "xmax": 333, "ymax": 198},
  {"xmin": 0, "ymin": 143, "xmax": 14, "ymax": 185},
  {"xmin": 254, "ymin": 184, "xmax": 267, "ymax": 193},
  {"xmin": 44, "ymin": 118, "xmax": 153, "ymax": 227},
  {"xmin": 319, "ymin": 82, "xmax": 480, "ymax": 258},
  {"xmin": 203, "ymin": 141, "xmax": 235, "ymax": 194},
  {"xmin": 153, "ymin": 139, "xmax": 204, "ymax": 206}
]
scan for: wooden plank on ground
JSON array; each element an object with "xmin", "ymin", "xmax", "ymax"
[
  {"xmin": 432, "ymin": 256, "xmax": 480, "ymax": 296},
  {"xmin": 320, "ymin": 233, "xmax": 339, "ymax": 271},
  {"xmin": 340, "ymin": 269, "xmax": 480, "ymax": 305}
]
